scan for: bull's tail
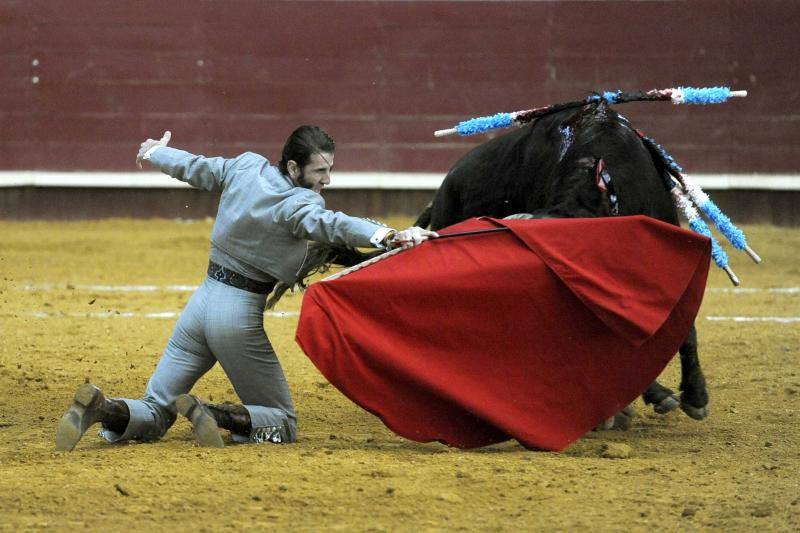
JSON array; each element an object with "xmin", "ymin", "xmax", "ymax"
[
  {"xmin": 413, "ymin": 201, "xmax": 434, "ymax": 229},
  {"xmin": 266, "ymin": 242, "xmax": 379, "ymax": 308}
]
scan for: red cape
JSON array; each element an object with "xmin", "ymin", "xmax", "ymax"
[{"xmin": 296, "ymin": 216, "xmax": 710, "ymax": 451}]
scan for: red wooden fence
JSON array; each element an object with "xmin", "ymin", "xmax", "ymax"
[{"xmin": 1, "ymin": 0, "xmax": 798, "ymax": 174}]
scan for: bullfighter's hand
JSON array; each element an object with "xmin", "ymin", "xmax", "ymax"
[
  {"xmin": 388, "ymin": 227, "xmax": 439, "ymax": 250},
  {"xmin": 136, "ymin": 131, "xmax": 172, "ymax": 168}
]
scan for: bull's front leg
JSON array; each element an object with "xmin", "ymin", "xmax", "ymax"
[
  {"xmin": 641, "ymin": 325, "xmax": 709, "ymax": 420},
  {"xmin": 677, "ymin": 325, "xmax": 709, "ymax": 420}
]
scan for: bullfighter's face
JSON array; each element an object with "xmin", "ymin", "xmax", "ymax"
[{"xmin": 290, "ymin": 151, "xmax": 334, "ymax": 194}]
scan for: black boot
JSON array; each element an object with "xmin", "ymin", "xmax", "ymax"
[
  {"xmin": 210, "ymin": 403, "xmax": 288, "ymax": 444},
  {"xmin": 55, "ymin": 383, "xmax": 130, "ymax": 451},
  {"xmin": 206, "ymin": 402, "xmax": 253, "ymax": 435},
  {"xmin": 176, "ymin": 394, "xmax": 252, "ymax": 448}
]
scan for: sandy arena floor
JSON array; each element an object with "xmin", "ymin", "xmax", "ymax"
[{"xmin": 0, "ymin": 217, "xmax": 798, "ymax": 531}]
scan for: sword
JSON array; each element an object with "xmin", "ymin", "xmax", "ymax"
[{"xmin": 322, "ymin": 227, "xmax": 512, "ymax": 282}]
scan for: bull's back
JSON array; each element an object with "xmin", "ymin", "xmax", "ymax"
[
  {"xmin": 429, "ymin": 105, "xmax": 679, "ymax": 228},
  {"xmin": 429, "ymin": 112, "xmax": 568, "ymax": 230}
]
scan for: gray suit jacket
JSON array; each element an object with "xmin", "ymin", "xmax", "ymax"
[{"xmin": 149, "ymin": 147, "xmax": 384, "ymax": 283}]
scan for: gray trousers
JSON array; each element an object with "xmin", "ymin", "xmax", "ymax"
[{"xmin": 101, "ymin": 277, "xmax": 297, "ymax": 444}]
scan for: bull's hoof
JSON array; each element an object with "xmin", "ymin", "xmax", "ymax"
[
  {"xmin": 680, "ymin": 398, "xmax": 709, "ymax": 420},
  {"xmin": 612, "ymin": 406, "xmax": 635, "ymax": 430},
  {"xmin": 653, "ymin": 394, "xmax": 680, "ymax": 414},
  {"xmin": 595, "ymin": 417, "xmax": 616, "ymax": 431},
  {"xmin": 594, "ymin": 405, "xmax": 635, "ymax": 431}
]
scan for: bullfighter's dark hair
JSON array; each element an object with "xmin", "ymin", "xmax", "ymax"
[{"xmin": 279, "ymin": 125, "xmax": 336, "ymax": 175}]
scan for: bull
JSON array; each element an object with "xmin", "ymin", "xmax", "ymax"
[{"xmin": 414, "ymin": 99, "xmax": 708, "ymax": 421}]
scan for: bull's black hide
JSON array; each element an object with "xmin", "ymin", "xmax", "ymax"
[{"xmin": 416, "ymin": 101, "xmax": 708, "ymax": 420}]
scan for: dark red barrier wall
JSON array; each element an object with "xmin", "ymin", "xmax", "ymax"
[{"xmin": 1, "ymin": 1, "xmax": 798, "ymax": 174}]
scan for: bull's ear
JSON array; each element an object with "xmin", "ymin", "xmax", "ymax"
[{"xmin": 595, "ymin": 158, "xmax": 608, "ymax": 192}]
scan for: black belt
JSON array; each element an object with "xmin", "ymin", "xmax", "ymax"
[{"xmin": 207, "ymin": 261, "xmax": 277, "ymax": 294}]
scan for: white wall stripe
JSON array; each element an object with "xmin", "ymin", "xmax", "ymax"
[
  {"xmin": 1, "ymin": 171, "xmax": 798, "ymax": 191},
  {"xmin": 0, "ymin": 171, "xmax": 447, "ymax": 190}
]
